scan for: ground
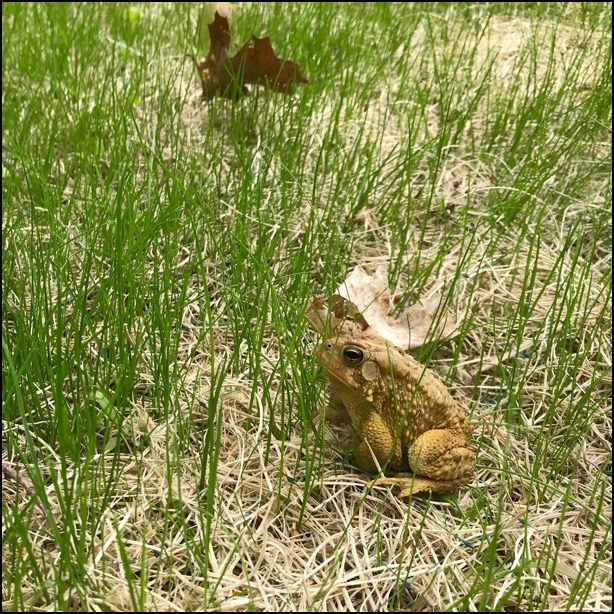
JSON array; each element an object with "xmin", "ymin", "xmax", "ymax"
[{"xmin": 2, "ymin": 2, "xmax": 612, "ymax": 612}]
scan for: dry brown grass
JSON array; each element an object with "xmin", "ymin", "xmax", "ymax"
[
  {"xmin": 3, "ymin": 8, "xmax": 611, "ymax": 613},
  {"xmin": 5, "ymin": 215, "xmax": 610, "ymax": 610}
]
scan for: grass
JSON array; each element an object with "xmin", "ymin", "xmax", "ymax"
[{"xmin": 2, "ymin": 1, "xmax": 612, "ymax": 611}]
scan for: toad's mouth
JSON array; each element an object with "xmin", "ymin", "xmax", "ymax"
[
  {"xmin": 324, "ymin": 367, "xmax": 346, "ymax": 383},
  {"xmin": 313, "ymin": 344, "xmax": 332, "ymax": 367}
]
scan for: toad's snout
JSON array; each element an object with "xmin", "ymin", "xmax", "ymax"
[{"xmin": 313, "ymin": 341, "xmax": 334, "ymax": 364}]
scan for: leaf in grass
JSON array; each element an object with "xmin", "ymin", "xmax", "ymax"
[
  {"xmin": 189, "ymin": 10, "xmax": 307, "ymax": 98},
  {"xmin": 334, "ymin": 265, "xmax": 459, "ymax": 350},
  {"xmin": 197, "ymin": 2, "xmax": 233, "ymax": 52},
  {"xmin": 104, "ymin": 436, "xmax": 120, "ymax": 454},
  {"xmin": 231, "ymin": 35, "xmax": 308, "ymax": 94},
  {"xmin": 122, "ymin": 7, "xmax": 141, "ymax": 26},
  {"xmin": 90, "ymin": 389, "xmax": 118, "ymax": 423}
]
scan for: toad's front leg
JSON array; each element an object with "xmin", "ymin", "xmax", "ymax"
[{"xmin": 351, "ymin": 410, "xmax": 403, "ymax": 474}]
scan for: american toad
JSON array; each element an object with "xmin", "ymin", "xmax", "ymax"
[{"xmin": 308, "ymin": 299, "xmax": 475, "ymax": 497}]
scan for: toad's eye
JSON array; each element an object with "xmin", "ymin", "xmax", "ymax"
[{"xmin": 342, "ymin": 346, "xmax": 364, "ymax": 365}]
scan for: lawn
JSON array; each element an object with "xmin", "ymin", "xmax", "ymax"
[{"xmin": 2, "ymin": 2, "xmax": 612, "ymax": 611}]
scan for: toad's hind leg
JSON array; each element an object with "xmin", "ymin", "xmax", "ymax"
[
  {"xmin": 408, "ymin": 428, "xmax": 475, "ymax": 484},
  {"xmin": 369, "ymin": 474, "xmax": 461, "ymax": 497},
  {"xmin": 370, "ymin": 428, "xmax": 475, "ymax": 497}
]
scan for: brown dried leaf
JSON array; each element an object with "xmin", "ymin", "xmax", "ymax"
[
  {"xmin": 197, "ymin": 3, "xmax": 233, "ymax": 51},
  {"xmin": 306, "ymin": 294, "xmax": 370, "ymax": 337},
  {"xmin": 231, "ymin": 36, "xmax": 307, "ymax": 94},
  {"xmin": 188, "ymin": 12, "xmax": 235, "ymax": 98},
  {"xmin": 335, "ymin": 266, "xmax": 459, "ymax": 350},
  {"xmin": 190, "ymin": 10, "xmax": 307, "ymax": 98}
]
